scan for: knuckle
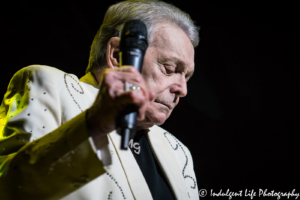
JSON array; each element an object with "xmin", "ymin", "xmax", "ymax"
[
  {"xmin": 104, "ymin": 71, "xmax": 119, "ymax": 83},
  {"xmin": 129, "ymin": 91, "xmax": 143, "ymax": 104},
  {"xmin": 134, "ymin": 75, "xmax": 141, "ymax": 82},
  {"xmin": 119, "ymin": 66, "xmax": 133, "ymax": 71},
  {"xmin": 104, "ymin": 73, "xmax": 112, "ymax": 82}
]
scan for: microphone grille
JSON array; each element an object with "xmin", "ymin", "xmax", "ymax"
[{"xmin": 120, "ymin": 20, "xmax": 148, "ymax": 53}]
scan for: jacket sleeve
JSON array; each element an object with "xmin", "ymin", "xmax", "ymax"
[{"xmin": 0, "ymin": 66, "xmax": 106, "ymax": 199}]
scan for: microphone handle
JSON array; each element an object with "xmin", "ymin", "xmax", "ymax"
[{"xmin": 119, "ymin": 48, "xmax": 144, "ymax": 150}]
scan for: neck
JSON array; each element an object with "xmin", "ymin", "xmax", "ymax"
[{"xmin": 91, "ymin": 67, "xmax": 107, "ymax": 87}]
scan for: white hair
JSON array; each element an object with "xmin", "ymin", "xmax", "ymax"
[{"xmin": 86, "ymin": 0, "xmax": 200, "ymax": 73}]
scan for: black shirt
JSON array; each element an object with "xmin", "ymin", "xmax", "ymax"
[{"xmin": 129, "ymin": 130, "xmax": 175, "ymax": 200}]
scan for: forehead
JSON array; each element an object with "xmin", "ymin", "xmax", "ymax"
[{"xmin": 150, "ymin": 23, "xmax": 195, "ymax": 69}]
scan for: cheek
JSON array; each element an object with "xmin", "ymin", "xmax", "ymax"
[
  {"xmin": 145, "ymin": 78, "xmax": 164, "ymax": 95},
  {"xmin": 141, "ymin": 57, "xmax": 165, "ymax": 94},
  {"xmin": 142, "ymin": 68, "xmax": 168, "ymax": 96}
]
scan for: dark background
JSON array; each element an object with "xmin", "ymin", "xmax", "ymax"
[{"xmin": 1, "ymin": 0, "xmax": 299, "ymax": 198}]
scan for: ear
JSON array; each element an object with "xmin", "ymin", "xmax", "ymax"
[{"xmin": 106, "ymin": 37, "xmax": 120, "ymax": 69}]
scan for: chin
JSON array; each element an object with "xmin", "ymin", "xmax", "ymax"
[
  {"xmin": 136, "ymin": 111, "xmax": 168, "ymax": 130},
  {"xmin": 146, "ymin": 110, "xmax": 169, "ymax": 126},
  {"xmin": 137, "ymin": 106, "xmax": 171, "ymax": 129}
]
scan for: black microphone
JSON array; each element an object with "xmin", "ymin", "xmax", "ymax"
[{"xmin": 117, "ymin": 20, "xmax": 148, "ymax": 150}]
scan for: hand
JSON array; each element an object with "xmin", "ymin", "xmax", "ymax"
[{"xmin": 87, "ymin": 66, "xmax": 155, "ymax": 144}]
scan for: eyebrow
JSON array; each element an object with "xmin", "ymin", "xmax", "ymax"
[
  {"xmin": 158, "ymin": 54, "xmax": 194, "ymax": 79},
  {"xmin": 171, "ymin": 56, "xmax": 194, "ymax": 79},
  {"xmin": 186, "ymin": 71, "xmax": 194, "ymax": 79}
]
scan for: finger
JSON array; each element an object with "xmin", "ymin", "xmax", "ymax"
[
  {"xmin": 100, "ymin": 67, "xmax": 138, "ymax": 85},
  {"xmin": 107, "ymin": 82, "xmax": 124, "ymax": 99},
  {"xmin": 119, "ymin": 78, "xmax": 149, "ymax": 101},
  {"xmin": 128, "ymin": 90, "xmax": 149, "ymax": 121},
  {"xmin": 103, "ymin": 66, "xmax": 144, "ymax": 86},
  {"xmin": 104, "ymin": 69, "xmax": 142, "ymax": 87},
  {"xmin": 117, "ymin": 66, "xmax": 136, "ymax": 71},
  {"xmin": 126, "ymin": 89, "xmax": 147, "ymax": 106},
  {"xmin": 102, "ymin": 71, "xmax": 149, "ymax": 104},
  {"xmin": 111, "ymin": 90, "xmax": 147, "ymax": 117},
  {"xmin": 101, "ymin": 67, "xmax": 150, "ymax": 104}
]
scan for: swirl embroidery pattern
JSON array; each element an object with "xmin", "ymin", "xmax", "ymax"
[
  {"xmin": 164, "ymin": 132, "xmax": 196, "ymax": 189},
  {"xmin": 106, "ymin": 172, "xmax": 126, "ymax": 199},
  {"xmin": 64, "ymin": 74, "xmax": 127, "ymax": 199},
  {"xmin": 64, "ymin": 74, "xmax": 84, "ymax": 112}
]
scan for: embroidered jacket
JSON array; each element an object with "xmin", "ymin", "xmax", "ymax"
[{"xmin": 0, "ymin": 65, "xmax": 199, "ymax": 200}]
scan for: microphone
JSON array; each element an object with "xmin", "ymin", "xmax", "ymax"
[{"xmin": 117, "ymin": 20, "xmax": 148, "ymax": 150}]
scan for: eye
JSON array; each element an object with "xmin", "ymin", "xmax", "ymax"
[{"xmin": 164, "ymin": 65, "xmax": 175, "ymax": 75}]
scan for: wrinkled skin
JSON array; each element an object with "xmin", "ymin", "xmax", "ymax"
[{"xmin": 88, "ymin": 23, "xmax": 194, "ymax": 145}]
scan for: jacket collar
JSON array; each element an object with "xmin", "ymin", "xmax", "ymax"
[{"xmin": 79, "ymin": 71, "xmax": 100, "ymax": 88}]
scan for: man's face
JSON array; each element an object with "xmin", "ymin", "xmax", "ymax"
[{"xmin": 137, "ymin": 23, "xmax": 195, "ymax": 129}]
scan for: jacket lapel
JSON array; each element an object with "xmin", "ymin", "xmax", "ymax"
[
  {"xmin": 109, "ymin": 132, "xmax": 153, "ymax": 200},
  {"xmin": 80, "ymin": 72, "xmax": 153, "ymax": 199},
  {"xmin": 147, "ymin": 126, "xmax": 189, "ymax": 200}
]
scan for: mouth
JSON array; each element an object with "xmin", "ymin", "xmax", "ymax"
[{"xmin": 154, "ymin": 100, "xmax": 171, "ymax": 110}]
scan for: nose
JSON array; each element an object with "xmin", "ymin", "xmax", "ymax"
[{"xmin": 170, "ymin": 76, "xmax": 188, "ymax": 98}]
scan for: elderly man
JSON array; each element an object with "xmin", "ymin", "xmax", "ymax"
[{"xmin": 0, "ymin": 0, "xmax": 199, "ymax": 199}]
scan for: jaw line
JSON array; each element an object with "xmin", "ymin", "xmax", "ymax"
[{"xmin": 137, "ymin": 115, "xmax": 154, "ymax": 130}]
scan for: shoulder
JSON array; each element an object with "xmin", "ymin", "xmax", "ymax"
[
  {"xmin": 9, "ymin": 65, "xmax": 80, "ymax": 91},
  {"xmin": 13, "ymin": 65, "xmax": 72, "ymax": 80},
  {"xmin": 9, "ymin": 65, "xmax": 66, "ymax": 84}
]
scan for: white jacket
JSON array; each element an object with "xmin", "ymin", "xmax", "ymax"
[{"xmin": 0, "ymin": 65, "xmax": 199, "ymax": 200}]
